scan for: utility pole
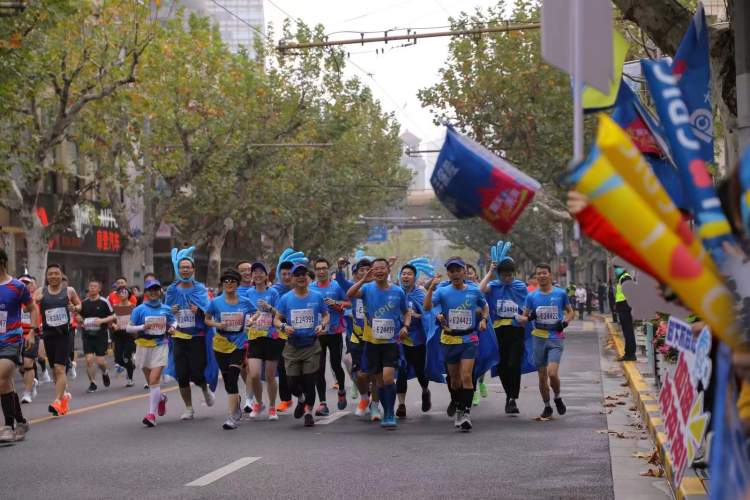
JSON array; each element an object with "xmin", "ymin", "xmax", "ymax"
[{"xmin": 735, "ymin": 0, "xmax": 750, "ymax": 154}]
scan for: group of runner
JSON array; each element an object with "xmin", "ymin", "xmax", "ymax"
[{"xmin": 0, "ymin": 243, "xmax": 574, "ymax": 441}]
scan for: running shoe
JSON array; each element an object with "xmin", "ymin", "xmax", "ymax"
[
  {"xmin": 48, "ymin": 400, "xmax": 64, "ymax": 417},
  {"xmin": 87, "ymin": 382, "xmax": 98, "ymax": 393},
  {"xmin": 303, "ymin": 409, "xmax": 315, "ymax": 427},
  {"xmin": 355, "ymin": 398, "xmax": 369, "ymax": 417},
  {"xmin": 243, "ymin": 397, "xmax": 254, "ymax": 413},
  {"xmin": 505, "ymin": 399, "xmax": 520, "ymax": 414},
  {"xmin": 20, "ymin": 392, "xmax": 32, "ymax": 404},
  {"xmin": 459, "ymin": 414, "xmax": 473, "ymax": 432},
  {"xmin": 102, "ymin": 371, "xmax": 111, "ymax": 388},
  {"xmin": 114, "ymin": 364, "xmax": 124, "ymax": 376},
  {"xmin": 277, "ymin": 400, "xmax": 292, "ymax": 412},
  {"xmin": 540, "ymin": 406, "xmax": 553, "ymax": 419},
  {"xmin": 250, "ymin": 402, "xmax": 266, "ymax": 419},
  {"xmin": 142, "ymin": 413, "xmax": 156, "ymax": 427},
  {"xmin": 446, "ymin": 400, "xmax": 457, "ymax": 418},
  {"xmin": 337, "ymin": 390, "xmax": 347, "ymax": 411},
  {"xmin": 395, "ymin": 403, "xmax": 406, "ymax": 419},
  {"xmin": 554, "ymin": 397, "xmax": 566, "ymax": 415},
  {"xmin": 143, "ymin": 383, "xmax": 149, "ymax": 390},
  {"xmin": 267, "ymin": 407, "xmax": 279, "ymax": 421},
  {"xmin": 180, "ymin": 408, "xmax": 195, "ymax": 420},
  {"xmin": 202, "ymin": 388, "xmax": 215, "ymax": 407},
  {"xmin": 421, "ymin": 389, "xmax": 432, "ymax": 412},
  {"xmin": 0, "ymin": 426, "xmax": 15, "ymax": 443},
  {"xmin": 222, "ymin": 417, "xmax": 238, "ymax": 430},
  {"xmin": 158, "ymin": 394, "xmax": 168, "ymax": 417},
  {"xmin": 350, "ymin": 384, "xmax": 359, "ymax": 400},
  {"xmin": 479, "ymin": 381, "xmax": 488, "ymax": 398},
  {"xmin": 369, "ymin": 401, "xmax": 382, "ymax": 422},
  {"xmin": 69, "ymin": 361, "xmax": 77, "ymax": 380},
  {"xmin": 32, "ymin": 379, "xmax": 38, "ymax": 398},
  {"xmin": 61, "ymin": 392, "xmax": 71, "ymax": 414},
  {"xmin": 315, "ymin": 403, "xmax": 330, "ymax": 417},
  {"xmin": 454, "ymin": 408, "xmax": 464, "ymax": 428},
  {"xmin": 294, "ymin": 399, "xmax": 306, "ymax": 419},
  {"xmin": 472, "ymin": 390, "xmax": 481, "ymax": 407},
  {"xmin": 14, "ymin": 422, "xmax": 29, "ymax": 441},
  {"xmin": 381, "ymin": 415, "xmax": 397, "ymax": 429},
  {"xmin": 41, "ymin": 369, "xmax": 52, "ymax": 384},
  {"xmin": 126, "ymin": 378, "xmax": 135, "ymax": 387}
]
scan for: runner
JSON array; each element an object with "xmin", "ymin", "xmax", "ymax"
[
  {"xmin": 336, "ymin": 257, "xmax": 375, "ymax": 418},
  {"xmin": 273, "ymin": 263, "xmax": 329, "ymax": 427},
  {"xmin": 78, "ymin": 279, "xmax": 115, "ymax": 393},
  {"xmin": 270, "ymin": 260, "xmax": 294, "ymax": 412},
  {"xmin": 205, "ymin": 268, "xmax": 257, "ymax": 430},
  {"xmin": 480, "ymin": 258, "xmax": 528, "ymax": 414},
  {"xmin": 19, "ymin": 275, "xmax": 40, "ymax": 404},
  {"xmin": 110, "ymin": 280, "xmax": 137, "ymax": 387},
  {"xmin": 520, "ymin": 263, "xmax": 574, "ymax": 420},
  {"xmin": 165, "ymin": 254, "xmax": 216, "ymax": 420},
  {"xmin": 396, "ymin": 263, "xmax": 431, "ymax": 417},
  {"xmin": 310, "ymin": 258, "xmax": 349, "ymax": 416},
  {"xmin": 0, "ymin": 249, "xmax": 37, "ymax": 442},
  {"xmin": 242, "ymin": 262, "xmax": 282, "ymax": 421},
  {"xmin": 424, "ymin": 257, "xmax": 488, "ymax": 432},
  {"xmin": 126, "ymin": 278, "xmax": 173, "ymax": 427},
  {"xmin": 347, "ymin": 258, "xmax": 411, "ymax": 429},
  {"xmin": 34, "ymin": 264, "xmax": 81, "ymax": 416}
]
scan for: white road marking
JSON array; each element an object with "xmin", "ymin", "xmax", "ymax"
[
  {"xmin": 186, "ymin": 457, "xmax": 261, "ymax": 486},
  {"xmin": 316, "ymin": 410, "xmax": 350, "ymax": 425}
]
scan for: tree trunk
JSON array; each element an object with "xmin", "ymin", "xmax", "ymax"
[
  {"xmin": 206, "ymin": 234, "xmax": 225, "ymax": 288},
  {"xmin": 19, "ymin": 206, "xmax": 50, "ymax": 282}
]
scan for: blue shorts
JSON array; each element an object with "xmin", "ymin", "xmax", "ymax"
[
  {"xmin": 532, "ymin": 336, "xmax": 564, "ymax": 368},
  {"xmin": 442, "ymin": 342, "xmax": 478, "ymax": 365}
]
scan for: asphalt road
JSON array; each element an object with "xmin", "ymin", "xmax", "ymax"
[{"xmin": 2, "ymin": 321, "xmax": 614, "ymax": 500}]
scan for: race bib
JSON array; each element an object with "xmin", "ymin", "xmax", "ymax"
[
  {"xmin": 116, "ymin": 315, "xmax": 130, "ymax": 330},
  {"xmin": 535, "ymin": 305, "xmax": 558, "ymax": 325},
  {"xmin": 45, "ymin": 307, "xmax": 68, "ymax": 327},
  {"xmin": 83, "ymin": 317, "xmax": 100, "ymax": 331},
  {"xmin": 144, "ymin": 316, "xmax": 167, "ymax": 335},
  {"xmin": 220, "ymin": 312, "xmax": 244, "ymax": 332},
  {"xmin": 355, "ymin": 300, "xmax": 364, "ymax": 320},
  {"xmin": 290, "ymin": 308, "xmax": 314, "ymax": 330},
  {"xmin": 496, "ymin": 300, "xmax": 518, "ymax": 318},
  {"xmin": 0, "ymin": 310, "xmax": 7, "ymax": 333},
  {"xmin": 372, "ymin": 318, "xmax": 396, "ymax": 340},
  {"xmin": 21, "ymin": 311, "xmax": 31, "ymax": 326},
  {"xmin": 176, "ymin": 309, "xmax": 196, "ymax": 329},
  {"xmin": 448, "ymin": 309, "xmax": 473, "ymax": 330},
  {"xmin": 254, "ymin": 311, "xmax": 273, "ymax": 330}
]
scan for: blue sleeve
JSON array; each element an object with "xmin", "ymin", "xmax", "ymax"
[
  {"xmin": 524, "ymin": 294, "xmax": 533, "ymax": 311},
  {"xmin": 130, "ymin": 306, "xmax": 142, "ymax": 325},
  {"xmin": 165, "ymin": 308, "xmax": 176, "ymax": 325},
  {"xmin": 276, "ymin": 296, "xmax": 287, "ymax": 319},
  {"xmin": 399, "ymin": 289, "xmax": 408, "ymax": 314},
  {"xmin": 477, "ymin": 292, "xmax": 487, "ymax": 308},
  {"xmin": 336, "ymin": 283, "xmax": 347, "ymax": 301},
  {"xmin": 335, "ymin": 273, "xmax": 354, "ymax": 293},
  {"xmin": 206, "ymin": 300, "xmax": 217, "ymax": 318},
  {"xmin": 319, "ymin": 294, "xmax": 329, "ymax": 313},
  {"xmin": 432, "ymin": 287, "xmax": 443, "ymax": 308},
  {"xmin": 269, "ymin": 289, "xmax": 279, "ymax": 306},
  {"xmin": 20, "ymin": 285, "xmax": 32, "ymax": 306}
]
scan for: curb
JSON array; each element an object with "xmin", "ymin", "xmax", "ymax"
[{"xmin": 603, "ymin": 318, "xmax": 708, "ymax": 500}]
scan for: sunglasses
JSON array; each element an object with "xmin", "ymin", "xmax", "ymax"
[{"xmin": 222, "ymin": 278, "xmax": 239, "ymax": 284}]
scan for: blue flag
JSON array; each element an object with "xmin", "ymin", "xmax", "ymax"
[
  {"xmin": 741, "ymin": 147, "xmax": 750, "ymax": 236},
  {"xmin": 673, "ymin": 4, "xmax": 714, "ymax": 164}
]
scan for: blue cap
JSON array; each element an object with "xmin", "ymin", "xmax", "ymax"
[
  {"xmin": 444, "ymin": 258, "xmax": 466, "ymax": 269},
  {"xmin": 144, "ymin": 278, "xmax": 162, "ymax": 290},
  {"xmin": 250, "ymin": 262, "xmax": 268, "ymax": 274},
  {"xmin": 291, "ymin": 263, "xmax": 309, "ymax": 275}
]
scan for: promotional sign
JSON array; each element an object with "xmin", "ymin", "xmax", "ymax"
[{"xmin": 431, "ymin": 126, "xmax": 540, "ymax": 233}]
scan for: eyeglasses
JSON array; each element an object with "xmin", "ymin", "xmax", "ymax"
[{"xmin": 222, "ymin": 279, "xmax": 239, "ymax": 284}]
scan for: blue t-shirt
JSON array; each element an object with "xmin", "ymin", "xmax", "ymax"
[
  {"xmin": 238, "ymin": 284, "xmax": 254, "ymax": 295},
  {"xmin": 310, "ymin": 280, "xmax": 348, "ymax": 335},
  {"xmin": 485, "ymin": 279, "xmax": 528, "ymax": 328},
  {"xmin": 164, "ymin": 282, "xmax": 209, "ymax": 339},
  {"xmin": 402, "ymin": 285, "xmax": 426, "ymax": 346},
  {"xmin": 276, "ymin": 290, "xmax": 328, "ymax": 348},
  {"xmin": 360, "ymin": 282, "xmax": 408, "ymax": 345},
  {"xmin": 432, "ymin": 283, "xmax": 486, "ymax": 344},
  {"xmin": 130, "ymin": 302, "xmax": 176, "ymax": 347},
  {"xmin": 243, "ymin": 286, "xmax": 280, "ymax": 339},
  {"xmin": 0, "ymin": 278, "xmax": 32, "ymax": 346},
  {"xmin": 206, "ymin": 295, "xmax": 256, "ymax": 352},
  {"xmin": 524, "ymin": 287, "xmax": 570, "ymax": 339},
  {"xmin": 271, "ymin": 282, "xmax": 292, "ymax": 298}
]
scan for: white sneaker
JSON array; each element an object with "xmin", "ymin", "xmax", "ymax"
[
  {"xmin": 125, "ymin": 378, "xmax": 134, "ymax": 387},
  {"xmin": 69, "ymin": 362, "xmax": 77, "ymax": 380},
  {"xmin": 0, "ymin": 426, "xmax": 15, "ymax": 443},
  {"xmin": 180, "ymin": 408, "xmax": 195, "ymax": 420},
  {"xmin": 243, "ymin": 397, "xmax": 254, "ymax": 414},
  {"xmin": 369, "ymin": 401, "xmax": 382, "ymax": 422},
  {"xmin": 20, "ymin": 392, "xmax": 32, "ymax": 404},
  {"xmin": 41, "ymin": 369, "xmax": 52, "ymax": 384},
  {"xmin": 14, "ymin": 422, "xmax": 29, "ymax": 441},
  {"xmin": 222, "ymin": 417, "xmax": 238, "ymax": 430},
  {"xmin": 250, "ymin": 402, "xmax": 266, "ymax": 419},
  {"xmin": 32, "ymin": 379, "xmax": 38, "ymax": 398},
  {"xmin": 203, "ymin": 388, "xmax": 215, "ymax": 407}
]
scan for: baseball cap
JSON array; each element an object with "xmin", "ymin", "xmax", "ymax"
[
  {"xmin": 444, "ymin": 257, "xmax": 466, "ymax": 269},
  {"xmin": 250, "ymin": 262, "xmax": 268, "ymax": 274},
  {"xmin": 144, "ymin": 278, "xmax": 162, "ymax": 290},
  {"xmin": 291, "ymin": 263, "xmax": 309, "ymax": 275},
  {"xmin": 18, "ymin": 274, "xmax": 34, "ymax": 284}
]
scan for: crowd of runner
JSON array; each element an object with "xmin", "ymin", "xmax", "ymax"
[{"xmin": 0, "ymin": 243, "xmax": 576, "ymax": 441}]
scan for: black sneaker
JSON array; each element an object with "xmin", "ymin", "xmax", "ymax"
[
  {"xmin": 421, "ymin": 389, "xmax": 432, "ymax": 412},
  {"xmin": 507, "ymin": 399, "xmax": 520, "ymax": 414},
  {"xmin": 303, "ymin": 413, "xmax": 315, "ymax": 427},
  {"xmin": 102, "ymin": 372, "xmax": 111, "ymax": 388},
  {"xmin": 396, "ymin": 403, "xmax": 406, "ymax": 418},
  {"xmin": 446, "ymin": 400, "xmax": 457, "ymax": 417},
  {"xmin": 554, "ymin": 397, "xmax": 566, "ymax": 415},
  {"xmin": 460, "ymin": 414, "xmax": 473, "ymax": 432},
  {"xmin": 337, "ymin": 390, "xmax": 347, "ymax": 411},
  {"xmin": 315, "ymin": 403, "xmax": 330, "ymax": 417},
  {"xmin": 540, "ymin": 406, "xmax": 553, "ymax": 419},
  {"xmin": 294, "ymin": 400, "xmax": 306, "ymax": 419},
  {"xmin": 87, "ymin": 382, "xmax": 98, "ymax": 393}
]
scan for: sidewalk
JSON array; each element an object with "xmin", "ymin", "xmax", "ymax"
[{"xmin": 602, "ymin": 316, "xmax": 709, "ymax": 500}]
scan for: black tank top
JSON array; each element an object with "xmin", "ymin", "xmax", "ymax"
[{"xmin": 40, "ymin": 286, "xmax": 71, "ymax": 336}]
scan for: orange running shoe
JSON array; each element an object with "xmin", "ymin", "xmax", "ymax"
[
  {"xmin": 48, "ymin": 400, "xmax": 64, "ymax": 416},
  {"xmin": 355, "ymin": 398, "xmax": 369, "ymax": 417},
  {"xmin": 277, "ymin": 400, "xmax": 292, "ymax": 412},
  {"xmin": 60, "ymin": 392, "xmax": 71, "ymax": 415}
]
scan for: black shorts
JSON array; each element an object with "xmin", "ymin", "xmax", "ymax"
[
  {"xmin": 349, "ymin": 341, "xmax": 364, "ymax": 373},
  {"xmin": 215, "ymin": 348, "xmax": 247, "ymax": 371},
  {"xmin": 83, "ymin": 333, "xmax": 109, "ymax": 356},
  {"xmin": 247, "ymin": 337, "xmax": 284, "ymax": 361},
  {"xmin": 172, "ymin": 336, "xmax": 207, "ymax": 388},
  {"xmin": 365, "ymin": 342, "xmax": 399, "ymax": 374},
  {"xmin": 22, "ymin": 336, "xmax": 39, "ymax": 359},
  {"xmin": 44, "ymin": 332, "xmax": 72, "ymax": 367},
  {"xmin": 0, "ymin": 343, "xmax": 22, "ymax": 366}
]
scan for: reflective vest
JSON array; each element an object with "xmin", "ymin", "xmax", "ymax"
[{"xmin": 615, "ymin": 272, "xmax": 631, "ymax": 303}]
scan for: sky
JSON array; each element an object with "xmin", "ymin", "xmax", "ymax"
[{"xmin": 262, "ymin": 0, "xmax": 503, "ymax": 151}]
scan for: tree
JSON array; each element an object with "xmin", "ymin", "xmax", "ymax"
[{"xmin": 0, "ymin": 0, "xmax": 153, "ymax": 279}]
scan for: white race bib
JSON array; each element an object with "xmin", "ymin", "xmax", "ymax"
[
  {"xmin": 144, "ymin": 316, "xmax": 167, "ymax": 335},
  {"xmin": 83, "ymin": 317, "xmax": 100, "ymax": 331},
  {"xmin": 355, "ymin": 300, "xmax": 364, "ymax": 320},
  {"xmin": 496, "ymin": 300, "xmax": 518, "ymax": 318},
  {"xmin": 254, "ymin": 311, "xmax": 273, "ymax": 329},
  {"xmin": 371, "ymin": 318, "xmax": 396, "ymax": 340},
  {"xmin": 21, "ymin": 311, "xmax": 31, "ymax": 327},
  {"xmin": 116, "ymin": 315, "xmax": 130, "ymax": 330},
  {"xmin": 290, "ymin": 308, "xmax": 314, "ymax": 330},
  {"xmin": 535, "ymin": 306, "xmax": 559, "ymax": 325},
  {"xmin": 220, "ymin": 312, "xmax": 245, "ymax": 332},
  {"xmin": 0, "ymin": 311, "xmax": 7, "ymax": 333},
  {"xmin": 448, "ymin": 309, "xmax": 473, "ymax": 331},
  {"xmin": 45, "ymin": 307, "xmax": 68, "ymax": 327},
  {"xmin": 176, "ymin": 309, "xmax": 196, "ymax": 329}
]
